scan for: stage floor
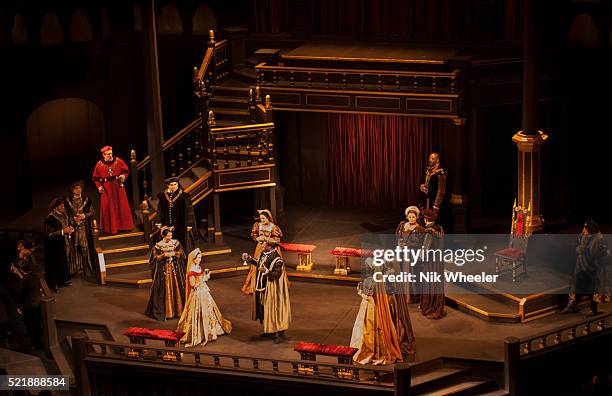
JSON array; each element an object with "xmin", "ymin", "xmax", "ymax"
[{"xmin": 54, "ymin": 276, "xmax": 611, "ymax": 364}]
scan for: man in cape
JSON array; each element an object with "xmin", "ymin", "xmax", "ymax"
[
  {"xmin": 242, "ymin": 237, "xmax": 291, "ymax": 344},
  {"xmin": 44, "ymin": 199, "xmax": 74, "ymax": 292}
]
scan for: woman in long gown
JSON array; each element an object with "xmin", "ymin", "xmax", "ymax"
[
  {"xmin": 177, "ymin": 249, "xmax": 232, "ymax": 347},
  {"xmin": 396, "ymin": 206, "xmax": 426, "ymax": 304},
  {"xmin": 420, "ymin": 209, "xmax": 445, "ymax": 319},
  {"xmin": 145, "ymin": 227, "xmax": 186, "ymax": 320},
  {"xmin": 241, "ymin": 209, "xmax": 283, "ymax": 294},
  {"xmin": 350, "ymin": 259, "xmax": 415, "ymax": 365}
]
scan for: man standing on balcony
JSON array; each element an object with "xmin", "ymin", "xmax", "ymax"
[
  {"xmin": 92, "ymin": 146, "xmax": 134, "ymax": 235},
  {"xmin": 156, "ymin": 177, "xmax": 196, "ymax": 251}
]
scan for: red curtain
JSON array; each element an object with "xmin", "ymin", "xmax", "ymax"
[{"xmin": 327, "ymin": 114, "xmax": 437, "ymax": 208}]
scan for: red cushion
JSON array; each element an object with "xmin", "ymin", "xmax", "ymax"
[
  {"xmin": 495, "ymin": 247, "xmax": 525, "ymax": 259},
  {"xmin": 330, "ymin": 247, "xmax": 373, "ymax": 257},
  {"xmin": 294, "ymin": 341, "xmax": 358, "ymax": 357},
  {"xmin": 280, "ymin": 243, "xmax": 317, "ymax": 253},
  {"xmin": 123, "ymin": 327, "xmax": 185, "ymax": 342}
]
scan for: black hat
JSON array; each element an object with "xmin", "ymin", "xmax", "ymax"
[
  {"xmin": 165, "ymin": 177, "xmax": 180, "ymax": 184},
  {"xmin": 584, "ymin": 219, "xmax": 600, "ymax": 234},
  {"xmin": 49, "ymin": 198, "xmax": 65, "ymax": 211}
]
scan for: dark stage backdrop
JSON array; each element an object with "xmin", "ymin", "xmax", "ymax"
[{"xmin": 327, "ymin": 114, "xmax": 438, "ymax": 208}]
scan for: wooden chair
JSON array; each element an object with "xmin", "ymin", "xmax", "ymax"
[{"xmin": 495, "ymin": 201, "xmax": 531, "ymax": 282}]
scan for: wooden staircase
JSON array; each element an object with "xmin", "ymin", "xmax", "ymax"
[
  {"xmin": 406, "ymin": 358, "xmax": 506, "ymax": 395},
  {"xmin": 98, "ymin": 31, "xmax": 275, "ymax": 287}
]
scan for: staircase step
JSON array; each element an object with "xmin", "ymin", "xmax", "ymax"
[
  {"xmin": 105, "ymin": 258, "xmax": 149, "ymax": 269},
  {"xmin": 101, "ymin": 244, "xmax": 149, "ymax": 261},
  {"xmin": 246, "ymin": 56, "xmax": 259, "ymax": 67},
  {"xmin": 106, "ymin": 262, "xmax": 150, "ymax": 275},
  {"xmin": 209, "ymin": 108, "xmax": 251, "ymax": 122},
  {"xmin": 97, "ymin": 231, "xmax": 145, "ymax": 248},
  {"xmin": 479, "ymin": 390, "xmax": 509, "ymax": 396},
  {"xmin": 420, "ymin": 379, "xmax": 497, "ymax": 396},
  {"xmin": 191, "ymin": 166, "xmax": 211, "ymax": 179},
  {"xmin": 105, "ymin": 270, "xmax": 152, "ymax": 288},
  {"xmin": 180, "ymin": 175, "xmax": 196, "ymax": 189},
  {"xmin": 411, "ymin": 367, "xmax": 472, "ymax": 394},
  {"xmin": 213, "ymin": 83, "xmax": 250, "ymax": 98},
  {"xmin": 214, "ymin": 119, "xmax": 245, "ymax": 127},
  {"xmin": 211, "ymin": 96, "xmax": 250, "ymax": 109},
  {"xmin": 234, "ymin": 64, "xmax": 257, "ymax": 84}
]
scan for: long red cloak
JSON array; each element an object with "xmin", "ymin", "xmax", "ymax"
[{"xmin": 92, "ymin": 157, "xmax": 134, "ymax": 234}]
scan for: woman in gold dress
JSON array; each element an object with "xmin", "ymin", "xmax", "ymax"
[
  {"xmin": 241, "ymin": 209, "xmax": 283, "ymax": 294},
  {"xmin": 350, "ymin": 259, "xmax": 415, "ymax": 365},
  {"xmin": 145, "ymin": 227, "xmax": 186, "ymax": 320},
  {"xmin": 177, "ymin": 249, "xmax": 232, "ymax": 347}
]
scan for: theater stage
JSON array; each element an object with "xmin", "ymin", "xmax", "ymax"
[{"xmin": 54, "ymin": 276, "xmax": 611, "ymax": 366}]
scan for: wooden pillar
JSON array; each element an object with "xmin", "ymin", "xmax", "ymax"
[
  {"xmin": 269, "ymin": 185, "xmax": 277, "ymax": 221},
  {"xmin": 142, "ymin": 0, "xmax": 165, "ymax": 196},
  {"xmin": 450, "ymin": 117, "xmax": 469, "ymax": 233},
  {"xmin": 513, "ymin": 0, "xmax": 547, "ymax": 231},
  {"xmin": 504, "ymin": 337, "xmax": 521, "ymax": 396},
  {"xmin": 394, "ymin": 363, "xmax": 412, "ymax": 396},
  {"xmin": 213, "ymin": 192, "xmax": 223, "ymax": 244},
  {"xmin": 72, "ymin": 333, "xmax": 90, "ymax": 396},
  {"xmin": 41, "ymin": 296, "xmax": 58, "ymax": 357}
]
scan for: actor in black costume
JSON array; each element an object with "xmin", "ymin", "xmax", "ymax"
[
  {"xmin": 145, "ymin": 227, "xmax": 187, "ymax": 320},
  {"xmin": 561, "ymin": 220, "xmax": 609, "ymax": 315},
  {"xmin": 65, "ymin": 181, "xmax": 100, "ymax": 283},
  {"xmin": 156, "ymin": 177, "xmax": 196, "ymax": 250},
  {"xmin": 419, "ymin": 153, "xmax": 449, "ymax": 228},
  {"xmin": 241, "ymin": 237, "xmax": 291, "ymax": 344},
  {"xmin": 44, "ymin": 199, "xmax": 74, "ymax": 292}
]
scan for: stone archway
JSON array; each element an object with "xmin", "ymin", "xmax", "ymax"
[{"xmin": 27, "ymin": 98, "xmax": 105, "ymax": 182}]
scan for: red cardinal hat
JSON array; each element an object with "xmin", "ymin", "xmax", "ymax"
[{"xmin": 100, "ymin": 146, "xmax": 113, "ymax": 154}]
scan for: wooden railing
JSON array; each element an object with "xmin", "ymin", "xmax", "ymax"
[
  {"xmin": 255, "ymin": 63, "xmax": 461, "ymax": 94},
  {"xmin": 77, "ymin": 339, "xmax": 398, "ymax": 392},
  {"xmin": 504, "ymin": 311, "xmax": 612, "ymax": 395},
  {"xmin": 208, "ymin": 116, "xmax": 274, "ymax": 170}
]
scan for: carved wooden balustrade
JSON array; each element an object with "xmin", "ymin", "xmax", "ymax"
[
  {"xmin": 255, "ymin": 63, "xmax": 460, "ymax": 94},
  {"xmin": 82, "ymin": 339, "xmax": 395, "ymax": 388},
  {"xmin": 504, "ymin": 311, "xmax": 612, "ymax": 395},
  {"xmin": 208, "ymin": 115, "xmax": 274, "ymax": 170}
]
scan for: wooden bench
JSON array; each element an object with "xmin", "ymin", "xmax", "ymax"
[
  {"xmin": 123, "ymin": 327, "xmax": 185, "ymax": 361},
  {"xmin": 280, "ymin": 243, "xmax": 316, "ymax": 271},
  {"xmin": 330, "ymin": 247, "xmax": 373, "ymax": 276},
  {"xmin": 294, "ymin": 341, "xmax": 358, "ymax": 377}
]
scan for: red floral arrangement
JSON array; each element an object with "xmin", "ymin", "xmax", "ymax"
[
  {"xmin": 330, "ymin": 247, "xmax": 373, "ymax": 257},
  {"xmin": 294, "ymin": 341, "xmax": 358, "ymax": 357},
  {"xmin": 123, "ymin": 327, "xmax": 185, "ymax": 342},
  {"xmin": 280, "ymin": 243, "xmax": 317, "ymax": 253}
]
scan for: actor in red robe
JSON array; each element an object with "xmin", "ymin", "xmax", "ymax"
[{"xmin": 92, "ymin": 146, "xmax": 134, "ymax": 235}]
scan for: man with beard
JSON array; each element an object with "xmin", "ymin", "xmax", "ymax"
[
  {"xmin": 242, "ymin": 237, "xmax": 291, "ymax": 344},
  {"xmin": 44, "ymin": 199, "xmax": 74, "ymax": 292},
  {"xmin": 156, "ymin": 177, "xmax": 196, "ymax": 250},
  {"xmin": 561, "ymin": 220, "xmax": 610, "ymax": 315},
  {"xmin": 419, "ymin": 152, "xmax": 449, "ymax": 228},
  {"xmin": 92, "ymin": 146, "xmax": 134, "ymax": 235},
  {"xmin": 65, "ymin": 181, "xmax": 100, "ymax": 282}
]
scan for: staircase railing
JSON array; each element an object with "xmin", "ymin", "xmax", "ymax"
[{"xmin": 130, "ymin": 118, "xmax": 205, "ymax": 203}]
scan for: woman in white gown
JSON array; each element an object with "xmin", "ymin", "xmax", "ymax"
[{"xmin": 177, "ymin": 249, "xmax": 232, "ymax": 347}]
